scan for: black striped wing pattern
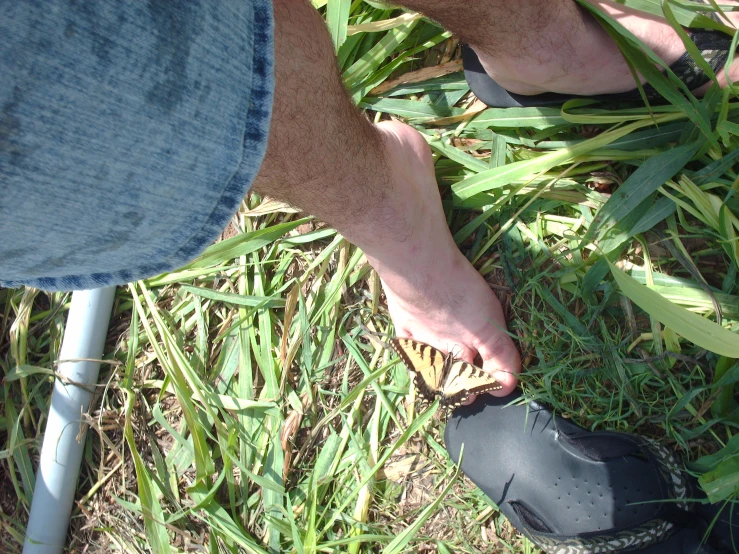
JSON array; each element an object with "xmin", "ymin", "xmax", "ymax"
[
  {"xmin": 391, "ymin": 338, "xmax": 445, "ymax": 402},
  {"xmin": 391, "ymin": 338, "xmax": 503, "ymax": 407}
]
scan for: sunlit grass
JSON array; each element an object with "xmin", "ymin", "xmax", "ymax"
[{"xmin": 2, "ymin": 1, "xmax": 739, "ymax": 552}]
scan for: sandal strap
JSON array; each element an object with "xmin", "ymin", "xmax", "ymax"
[
  {"xmin": 664, "ymin": 27, "xmax": 733, "ymax": 91},
  {"xmin": 644, "ymin": 0, "xmax": 733, "ymax": 97}
]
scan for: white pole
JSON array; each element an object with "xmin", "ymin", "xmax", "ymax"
[{"xmin": 23, "ymin": 287, "xmax": 116, "ymax": 554}]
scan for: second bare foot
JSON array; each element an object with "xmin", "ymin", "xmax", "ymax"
[{"xmin": 364, "ymin": 121, "xmax": 521, "ymax": 396}]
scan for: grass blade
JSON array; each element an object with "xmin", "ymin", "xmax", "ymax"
[{"xmin": 609, "ymin": 262, "xmax": 739, "ymax": 357}]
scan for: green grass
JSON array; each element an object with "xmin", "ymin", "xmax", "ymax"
[{"xmin": 3, "ymin": 1, "xmax": 739, "ymax": 552}]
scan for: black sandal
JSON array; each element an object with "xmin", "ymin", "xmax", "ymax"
[{"xmin": 444, "ymin": 392, "xmax": 738, "ymax": 553}]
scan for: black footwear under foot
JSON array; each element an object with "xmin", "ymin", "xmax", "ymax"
[
  {"xmin": 444, "ymin": 393, "xmax": 737, "ymax": 553},
  {"xmin": 462, "ymin": 4, "xmax": 736, "ymax": 108}
]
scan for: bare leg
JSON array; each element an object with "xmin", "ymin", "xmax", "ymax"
[
  {"xmin": 253, "ymin": 0, "xmax": 521, "ymax": 394},
  {"xmin": 403, "ymin": 0, "xmax": 739, "ymax": 96}
]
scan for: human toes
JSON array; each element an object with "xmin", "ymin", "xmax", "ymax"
[{"xmin": 479, "ymin": 334, "xmax": 521, "ymax": 397}]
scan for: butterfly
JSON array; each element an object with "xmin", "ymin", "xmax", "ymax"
[{"xmin": 390, "ymin": 338, "xmax": 502, "ymax": 407}]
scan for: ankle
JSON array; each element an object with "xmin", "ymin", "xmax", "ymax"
[
  {"xmin": 470, "ymin": 1, "xmax": 690, "ymax": 97},
  {"xmin": 353, "ymin": 122, "xmax": 458, "ymax": 272}
]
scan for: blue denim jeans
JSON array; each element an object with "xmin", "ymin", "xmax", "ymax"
[{"xmin": 0, "ymin": 1, "xmax": 274, "ymax": 291}]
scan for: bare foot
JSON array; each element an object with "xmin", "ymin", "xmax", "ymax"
[
  {"xmin": 365, "ymin": 121, "xmax": 520, "ymax": 396},
  {"xmin": 472, "ymin": 0, "xmax": 739, "ymax": 97}
]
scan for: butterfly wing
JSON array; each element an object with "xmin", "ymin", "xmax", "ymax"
[
  {"xmin": 440, "ymin": 360, "xmax": 503, "ymax": 407},
  {"xmin": 391, "ymin": 338, "xmax": 445, "ymax": 402}
]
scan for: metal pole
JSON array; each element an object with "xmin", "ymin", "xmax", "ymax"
[{"xmin": 23, "ymin": 287, "xmax": 116, "ymax": 554}]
